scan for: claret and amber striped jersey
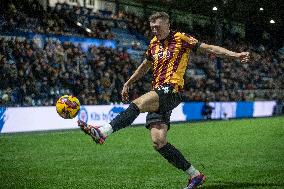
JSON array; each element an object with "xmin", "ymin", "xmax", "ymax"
[{"xmin": 145, "ymin": 31, "xmax": 200, "ymax": 92}]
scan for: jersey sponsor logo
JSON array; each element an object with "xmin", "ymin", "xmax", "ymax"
[{"xmin": 154, "ymin": 50, "xmax": 173, "ymax": 60}]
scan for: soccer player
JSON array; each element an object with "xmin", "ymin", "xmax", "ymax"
[{"xmin": 78, "ymin": 12, "xmax": 250, "ymax": 188}]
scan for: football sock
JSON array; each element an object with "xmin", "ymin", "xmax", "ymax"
[
  {"xmin": 99, "ymin": 123, "xmax": 113, "ymax": 137},
  {"xmin": 157, "ymin": 143, "xmax": 191, "ymax": 171},
  {"xmin": 110, "ymin": 103, "xmax": 140, "ymax": 132},
  {"xmin": 186, "ymin": 165, "xmax": 200, "ymax": 177}
]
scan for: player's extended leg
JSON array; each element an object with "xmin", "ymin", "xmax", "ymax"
[
  {"xmin": 150, "ymin": 123, "xmax": 206, "ymax": 189},
  {"xmin": 78, "ymin": 91, "xmax": 159, "ymax": 144},
  {"xmin": 110, "ymin": 90, "xmax": 159, "ymax": 132}
]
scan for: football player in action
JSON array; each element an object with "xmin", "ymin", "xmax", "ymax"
[{"xmin": 78, "ymin": 12, "xmax": 249, "ymax": 188}]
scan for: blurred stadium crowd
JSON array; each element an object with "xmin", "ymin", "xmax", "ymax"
[{"xmin": 0, "ymin": 1, "xmax": 283, "ymax": 106}]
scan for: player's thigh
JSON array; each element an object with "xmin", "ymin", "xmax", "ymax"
[
  {"xmin": 133, "ymin": 90, "xmax": 159, "ymax": 113},
  {"xmin": 150, "ymin": 123, "xmax": 168, "ymax": 149},
  {"xmin": 145, "ymin": 111, "xmax": 172, "ymax": 129}
]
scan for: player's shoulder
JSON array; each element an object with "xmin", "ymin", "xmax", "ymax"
[
  {"xmin": 175, "ymin": 31, "xmax": 186, "ymax": 36},
  {"xmin": 175, "ymin": 31, "xmax": 195, "ymax": 38},
  {"xmin": 175, "ymin": 31, "xmax": 199, "ymax": 45}
]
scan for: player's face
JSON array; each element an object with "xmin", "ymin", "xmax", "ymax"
[{"xmin": 150, "ymin": 18, "xmax": 170, "ymax": 40}]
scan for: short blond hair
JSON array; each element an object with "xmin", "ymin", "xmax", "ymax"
[{"xmin": 149, "ymin": 12, "xmax": 170, "ymax": 23}]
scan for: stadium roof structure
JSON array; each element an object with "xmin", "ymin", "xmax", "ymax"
[
  {"xmin": 123, "ymin": 0, "xmax": 283, "ymax": 26},
  {"xmin": 120, "ymin": 0, "xmax": 283, "ymax": 45}
]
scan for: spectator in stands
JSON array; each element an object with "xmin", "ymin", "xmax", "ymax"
[
  {"xmin": 1, "ymin": 31, "xmax": 284, "ymax": 107},
  {"xmin": 0, "ymin": 1, "xmax": 283, "ymax": 106}
]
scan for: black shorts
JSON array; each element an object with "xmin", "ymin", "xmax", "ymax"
[{"xmin": 145, "ymin": 84, "xmax": 183, "ymax": 130}]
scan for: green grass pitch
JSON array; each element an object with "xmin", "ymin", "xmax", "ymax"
[{"xmin": 1, "ymin": 116, "xmax": 284, "ymax": 189}]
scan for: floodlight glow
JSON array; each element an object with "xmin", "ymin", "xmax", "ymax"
[
  {"xmin": 213, "ymin": 6, "xmax": 218, "ymax": 11},
  {"xmin": 270, "ymin": 19, "xmax": 275, "ymax": 24},
  {"xmin": 76, "ymin": 22, "xmax": 82, "ymax": 27},
  {"xmin": 86, "ymin": 28, "xmax": 92, "ymax": 33}
]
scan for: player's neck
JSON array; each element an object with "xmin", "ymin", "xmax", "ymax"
[{"xmin": 159, "ymin": 29, "xmax": 171, "ymax": 41}]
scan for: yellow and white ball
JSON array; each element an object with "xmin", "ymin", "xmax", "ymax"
[{"xmin": 56, "ymin": 95, "xmax": 80, "ymax": 119}]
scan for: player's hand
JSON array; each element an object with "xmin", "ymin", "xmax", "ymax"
[
  {"xmin": 121, "ymin": 83, "xmax": 130, "ymax": 102},
  {"xmin": 238, "ymin": 52, "xmax": 250, "ymax": 63}
]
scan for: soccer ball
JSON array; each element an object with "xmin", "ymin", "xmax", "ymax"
[{"xmin": 56, "ymin": 95, "xmax": 80, "ymax": 119}]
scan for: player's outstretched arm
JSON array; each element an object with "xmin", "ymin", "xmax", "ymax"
[
  {"xmin": 121, "ymin": 59, "xmax": 152, "ymax": 102},
  {"xmin": 198, "ymin": 43, "xmax": 250, "ymax": 63}
]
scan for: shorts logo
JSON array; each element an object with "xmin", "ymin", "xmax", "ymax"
[
  {"xmin": 158, "ymin": 86, "xmax": 169, "ymax": 94},
  {"xmin": 78, "ymin": 107, "xmax": 88, "ymax": 123}
]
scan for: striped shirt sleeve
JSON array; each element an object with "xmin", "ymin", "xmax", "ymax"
[{"xmin": 179, "ymin": 32, "xmax": 201, "ymax": 52}]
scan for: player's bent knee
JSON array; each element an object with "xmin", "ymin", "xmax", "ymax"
[
  {"xmin": 152, "ymin": 139, "xmax": 167, "ymax": 150},
  {"xmin": 132, "ymin": 98, "xmax": 143, "ymax": 109}
]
